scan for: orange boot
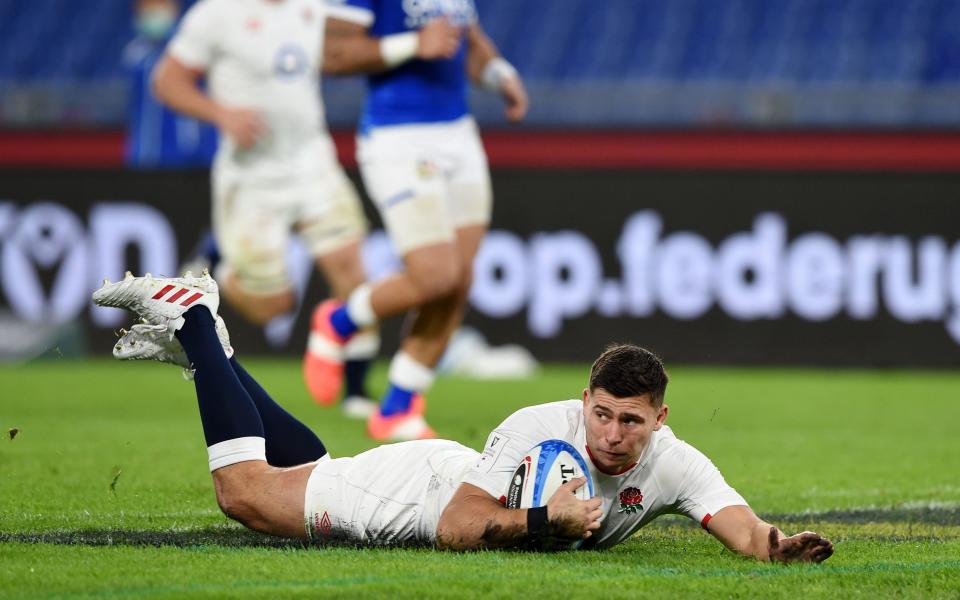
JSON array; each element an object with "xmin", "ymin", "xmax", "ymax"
[
  {"xmin": 366, "ymin": 394, "xmax": 436, "ymax": 441},
  {"xmin": 303, "ymin": 300, "xmax": 349, "ymax": 406}
]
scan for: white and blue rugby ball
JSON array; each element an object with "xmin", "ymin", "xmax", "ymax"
[
  {"xmin": 504, "ymin": 440, "xmax": 594, "ymax": 549},
  {"xmin": 504, "ymin": 439, "xmax": 594, "ymax": 511}
]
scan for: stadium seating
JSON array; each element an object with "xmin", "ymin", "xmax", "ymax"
[{"xmin": 1, "ymin": 0, "xmax": 959, "ymax": 127}]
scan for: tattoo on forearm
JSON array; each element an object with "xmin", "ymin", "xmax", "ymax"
[{"xmin": 480, "ymin": 519, "xmax": 525, "ymax": 547}]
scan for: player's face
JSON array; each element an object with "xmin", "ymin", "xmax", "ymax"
[
  {"xmin": 582, "ymin": 387, "xmax": 668, "ymax": 474},
  {"xmin": 137, "ymin": 0, "xmax": 177, "ymax": 12},
  {"xmin": 135, "ymin": 0, "xmax": 178, "ymax": 39}
]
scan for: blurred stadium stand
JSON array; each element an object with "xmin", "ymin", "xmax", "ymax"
[{"xmin": 1, "ymin": 0, "xmax": 960, "ymax": 128}]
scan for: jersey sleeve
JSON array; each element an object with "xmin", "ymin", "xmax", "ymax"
[
  {"xmin": 672, "ymin": 444, "xmax": 748, "ymax": 527},
  {"xmin": 461, "ymin": 407, "xmax": 555, "ymax": 501},
  {"xmin": 324, "ymin": 0, "xmax": 375, "ymax": 27},
  {"xmin": 167, "ymin": 0, "xmax": 221, "ymax": 71}
]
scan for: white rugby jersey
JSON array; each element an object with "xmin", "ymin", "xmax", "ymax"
[
  {"xmin": 308, "ymin": 400, "xmax": 746, "ymax": 548},
  {"xmin": 168, "ymin": 0, "xmax": 336, "ymax": 182},
  {"xmin": 461, "ymin": 400, "xmax": 748, "ymax": 549}
]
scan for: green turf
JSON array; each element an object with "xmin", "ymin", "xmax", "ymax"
[{"xmin": 1, "ymin": 359, "xmax": 959, "ymax": 598}]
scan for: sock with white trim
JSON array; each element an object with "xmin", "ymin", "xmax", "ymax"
[
  {"xmin": 229, "ymin": 356, "xmax": 327, "ymax": 467},
  {"xmin": 379, "ymin": 351, "xmax": 435, "ymax": 417},
  {"xmin": 199, "ymin": 231, "xmax": 221, "ymax": 272},
  {"xmin": 174, "ymin": 307, "xmax": 266, "ymax": 471}
]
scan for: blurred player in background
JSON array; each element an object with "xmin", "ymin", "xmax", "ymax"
[
  {"xmin": 123, "ymin": 0, "xmax": 217, "ymax": 168},
  {"xmin": 306, "ymin": 0, "xmax": 528, "ymax": 441},
  {"xmin": 151, "ymin": 0, "xmax": 379, "ymax": 417}
]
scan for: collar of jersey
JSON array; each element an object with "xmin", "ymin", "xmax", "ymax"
[{"xmin": 584, "ymin": 445, "xmax": 640, "ymax": 477}]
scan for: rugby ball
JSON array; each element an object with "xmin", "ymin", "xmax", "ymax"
[
  {"xmin": 504, "ymin": 439, "xmax": 594, "ymax": 510},
  {"xmin": 504, "ymin": 440, "xmax": 594, "ymax": 549}
]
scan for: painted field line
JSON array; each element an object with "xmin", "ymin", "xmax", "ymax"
[{"xmin": 24, "ymin": 559, "xmax": 960, "ymax": 599}]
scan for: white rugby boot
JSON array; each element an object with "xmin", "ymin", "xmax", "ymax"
[
  {"xmin": 93, "ymin": 271, "xmax": 219, "ymax": 335},
  {"xmin": 113, "ymin": 316, "xmax": 233, "ymax": 379},
  {"xmin": 341, "ymin": 395, "xmax": 378, "ymax": 419}
]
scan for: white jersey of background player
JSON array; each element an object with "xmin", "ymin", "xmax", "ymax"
[
  {"xmin": 153, "ymin": 0, "xmax": 377, "ymax": 415},
  {"xmin": 171, "ymin": 0, "xmax": 335, "ymax": 183}
]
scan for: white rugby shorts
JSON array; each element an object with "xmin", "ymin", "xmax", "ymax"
[
  {"xmin": 303, "ymin": 439, "xmax": 477, "ymax": 546},
  {"xmin": 356, "ymin": 116, "xmax": 492, "ymax": 256},
  {"xmin": 212, "ymin": 160, "xmax": 367, "ymax": 295}
]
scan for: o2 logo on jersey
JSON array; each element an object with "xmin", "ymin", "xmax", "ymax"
[
  {"xmin": 402, "ymin": 0, "xmax": 476, "ymax": 29},
  {"xmin": 273, "ymin": 44, "xmax": 308, "ymax": 79}
]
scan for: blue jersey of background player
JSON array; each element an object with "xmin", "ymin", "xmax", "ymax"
[
  {"xmin": 123, "ymin": 0, "xmax": 217, "ymax": 168},
  {"xmin": 348, "ymin": 0, "xmax": 475, "ymax": 130}
]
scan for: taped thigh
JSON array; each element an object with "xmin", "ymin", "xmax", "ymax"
[
  {"xmin": 213, "ymin": 183, "xmax": 291, "ymax": 294},
  {"xmin": 297, "ymin": 169, "xmax": 368, "ymax": 256}
]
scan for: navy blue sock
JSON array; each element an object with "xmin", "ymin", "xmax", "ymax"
[
  {"xmin": 229, "ymin": 356, "xmax": 327, "ymax": 467},
  {"xmin": 200, "ymin": 231, "xmax": 221, "ymax": 272},
  {"xmin": 174, "ymin": 307, "xmax": 264, "ymax": 447},
  {"xmin": 343, "ymin": 358, "xmax": 372, "ymax": 399},
  {"xmin": 380, "ymin": 384, "xmax": 415, "ymax": 417}
]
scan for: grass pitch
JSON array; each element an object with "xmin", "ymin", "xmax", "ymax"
[{"xmin": 1, "ymin": 359, "xmax": 959, "ymax": 598}]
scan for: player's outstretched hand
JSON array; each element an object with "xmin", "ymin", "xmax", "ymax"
[
  {"xmin": 501, "ymin": 75, "xmax": 528, "ymax": 122},
  {"xmin": 417, "ymin": 17, "xmax": 463, "ymax": 61},
  {"xmin": 545, "ymin": 477, "xmax": 602, "ymax": 542},
  {"xmin": 216, "ymin": 106, "xmax": 266, "ymax": 149},
  {"xmin": 768, "ymin": 527, "xmax": 834, "ymax": 563}
]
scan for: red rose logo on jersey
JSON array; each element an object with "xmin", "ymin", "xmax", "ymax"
[{"xmin": 618, "ymin": 487, "xmax": 643, "ymax": 514}]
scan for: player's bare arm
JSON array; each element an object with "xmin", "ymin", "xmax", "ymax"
[
  {"xmin": 435, "ymin": 479, "xmax": 602, "ymax": 551},
  {"xmin": 466, "ymin": 24, "xmax": 528, "ymax": 122},
  {"xmin": 323, "ymin": 17, "xmax": 462, "ymax": 75},
  {"xmin": 151, "ymin": 55, "xmax": 264, "ymax": 148},
  {"xmin": 705, "ymin": 505, "xmax": 834, "ymax": 563}
]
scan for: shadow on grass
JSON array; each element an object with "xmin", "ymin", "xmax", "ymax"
[
  {"xmin": 647, "ymin": 505, "xmax": 960, "ymax": 530},
  {"xmin": 0, "ymin": 527, "xmax": 312, "ymax": 549},
  {"xmin": 2, "ymin": 507, "xmax": 957, "ymax": 549},
  {"xmin": 0, "ymin": 527, "xmax": 439, "ymax": 550},
  {"xmin": 770, "ymin": 505, "xmax": 960, "ymax": 526}
]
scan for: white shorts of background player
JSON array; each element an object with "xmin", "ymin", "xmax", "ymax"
[
  {"xmin": 213, "ymin": 152, "xmax": 367, "ymax": 296},
  {"xmin": 356, "ymin": 116, "xmax": 491, "ymax": 255}
]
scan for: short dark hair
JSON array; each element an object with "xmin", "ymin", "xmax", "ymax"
[{"xmin": 588, "ymin": 344, "xmax": 668, "ymax": 406}]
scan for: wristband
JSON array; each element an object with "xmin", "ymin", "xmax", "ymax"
[
  {"xmin": 527, "ymin": 506, "xmax": 549, "ymax": 540},
  {"xmin": 379, "ymin": 32, "xmax": 419, "ymax": 68},
  {"xmin": 480, "ymin": 57, "xmax": 518, "ymax": 92}
]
